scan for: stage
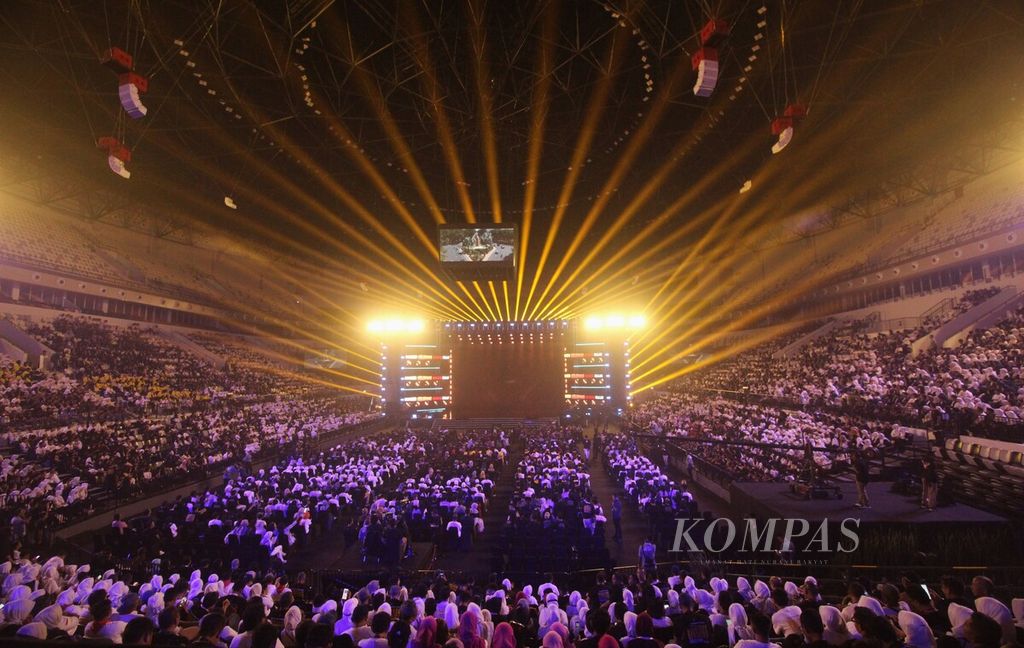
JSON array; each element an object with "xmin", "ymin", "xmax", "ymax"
[
  {"xmin": 731, "ymin": 481, "xmax": 1006, "ymax": 524},
  {"xmin": 728, "ymin": 481, "xmax": 1011, "ymax": 565}
]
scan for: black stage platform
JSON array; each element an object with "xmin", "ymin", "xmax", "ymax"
[
  {"xmin": 731, "ymin": 481, "xmax": 1006, "ymax": 524},
  {"xmin": 728, "ymin": 482, "xmax": 1012, "ymax": 566}
]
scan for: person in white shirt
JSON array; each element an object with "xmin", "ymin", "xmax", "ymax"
[
  {"xmin": 83, "ymin": 598, "xmax": 128, "ymax": 644},
  {"xmin": 358, "ymin": 610, "xmax": 391, "ymax": 648}
]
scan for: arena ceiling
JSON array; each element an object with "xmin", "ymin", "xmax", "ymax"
[{"xmin": 1, "ymin": 1, "xmax": 1023, "ymax": 345}]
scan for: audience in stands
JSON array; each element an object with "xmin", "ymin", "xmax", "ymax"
[
  {"xmin": 628, "ymin": 394, "xmax": 892, "ymax": 483},
  {"xmin": 659, "ymin": 293, "xmax": 1024, "ymax": 433},
  {"xmin": 1, "ymin": 316, "xmax": 376, "ymax": 550}
]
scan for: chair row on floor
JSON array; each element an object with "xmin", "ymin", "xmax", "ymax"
[{"xmin": 935, "ymin": 437, "xmax": 1024, "ymax": 516}]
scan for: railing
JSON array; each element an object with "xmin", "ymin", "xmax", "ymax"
[
  {"xmin": 863, "ymin": 315, "xmax": 924, "ymax": 333},
  {"xmin": 921, "ymin": 296, "xmax": 954, "ymax": 323}
]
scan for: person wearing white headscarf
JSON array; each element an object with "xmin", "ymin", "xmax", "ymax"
[
  {"xmin": 1, "ymin": 597, "xmax": 36, "ymax": 625},
  {"xmin": 568, "ymin": 592, "xmax": 583, "ymax": 619},
  {"xmin": 666, "ymin": 590, "xmax": 682, "ymax": 616},
  {"xmin": 694, "ymin": 590, "xmax": 715, "ymax": 614},
  {"xmin": 898, "ymin": 611, "xmax": 935, "ymax": 648},
  {"xmin": 335, "ymin": 598, "xmax": 360, "ymax": 636},
  {"xmin": 752, "ymin": 581, "xmax": 772, "ymax": 615},
  {"xmin": 819, "ymin": 606, "xmax": 849, "ymax": 646},
  {"xmin": 570, "ymin": 602, "xmax": 589, "ymax": 639},
  {"xmin": 621, "ymin": 611, "xmax": 639, "ymax": 648},
  {"xmin": 623, "ymin": 589, "xmax": 636, "ymax": 613},
  {"xmin": 538, "ymin": 602, "xmax": 567, "ymax": 638},
  {"xmin": 280, "ymin": 606, "xmax": 303, "ymax": 647},
  {"xmin": 947, "ymin": 603, "xmax": 972, "ymax": 639},
  {"xmin": 444, "ymin": 601, "xmax": 460, "ymax": 633},
  {"xmin": 480, "ymin": 609, "xmax": 494, "ymax": 644},
  {"xmin": 842, "ymin": 596, "xmax": 885, "ymax": 622},
  {"xmin": 1012, "ymin": 599, "xmax": 1024, "ymax": 631},
  {"xmin": 974, "ymin": 597, "xmax": 1015, "ymax": 646},
  {"xmin": 466, "ymin": 602, "xmax": 489, "ymax": 641},
  {"xmin": 34, "ymin": 603, "xmax": 79, "ymax": 636},
  {"xmin": 16, "ymin": 622, "xmax": 49, "ymax": 640},
  {"xmin": 724, "ymin": 603, "xmax": 752, "ymax": 645},
  {"xmin": 313, "ymin": 599, "xmax": 338, "ymax": 624},
  {"xmin": 736, "ymin": 578, "xmax": 753, "ymax": 601},
  {"xmin": 772, "ymin": 606, "xmax": 803, "ymax": 637}
]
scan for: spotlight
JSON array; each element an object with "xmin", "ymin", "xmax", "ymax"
[
  {"xmin": 582, "ymin": 313, "xmax": 647, "ymax": 331},
  {"xmin": 366, "ymin": 318, "xmax": 426, "ymax": 335}
]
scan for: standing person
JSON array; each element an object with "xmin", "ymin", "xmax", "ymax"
[
  {"xmin": 638, "ymin": 536, "xmax": 657, "ymax": 574},
  {"xmin": 802, "ymin": 441, "xmax": 816, "ymax": 484},
  {"xmin": 920, "ymin": 455, "xmax": 938, "ymax": 511},
  {"xmin": 612, "ymin": 496, "xmax": 623, "ymax": 544},
  {"xmin": 852, "ymin": 448, "xmax": 871, "ymax": 509}
]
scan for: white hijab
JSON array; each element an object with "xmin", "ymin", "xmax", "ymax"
[{"xmin": 897, "ymin": 610, "xmax": 934, "ymax": 648}]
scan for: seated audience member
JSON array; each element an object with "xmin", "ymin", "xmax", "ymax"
[{"xmin": 124, "ymin": 616, "xmax": 157, "ymax": 646}]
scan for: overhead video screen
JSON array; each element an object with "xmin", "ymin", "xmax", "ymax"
[{"xmin": 439, "ymin": 226, "xmax": 517, "ymax": 266}]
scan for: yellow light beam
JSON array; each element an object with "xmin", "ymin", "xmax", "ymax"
[
  {"xmin": 537, "ymin": 134, "xmax": 764, "ymax": 320},
  {"xmin": 633, "ymin": 231, "xmax": 861, "ymax": 386},
  {"xmin": 501, "ymin": 280, "xmax": 512, "ymax": 321},
  {"xmin": 514, "ymin": 0, "xmax": 559, "ymax": 319},
  {"xmin": 472, "ymin": 280, "xmax": 498, "ymax": 320},
  {"xmin": 531, "ymin": 53, "xmax": 692, "ymax": 319},
  {"xmin": 264, "ymin": 124, "xmax": 484, "ymax": 319},
  {"xmin": 630, "ymin": 97, "xmax": 885, "ymax": 360},
  {"xmin": 136, "ymin": 130, "xmax": 473, "ymax": 322},
  {"xmin": 631, "ymin": 158, "xmax": 875, "ymax": 374},
  {"xmin": 630, "ymin": 18, "xmax": 959, "ymax": 372},
  {"xmin": 238, "ymin": 147, "xmax": 478, "ymax": 321},
  {"xmin": 522, "ymin": 29, "xmax": 627, "ymax": 319},
  {"xmin": 402, "ymin": 3, "xmax": 477, "ymax": 222},
  {"xmin": 467, "ymin": 0, "xmax": 502, "ymax": 222},
  {"xmin": 488, "ymin": 281, "xmax": 504, "ymax": 322},
  {"xmin": 322, "ymin": 6, "xmax": 449, "ymax": 228}
]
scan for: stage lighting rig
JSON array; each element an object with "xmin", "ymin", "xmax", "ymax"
[{"xmin": 366, "ymin": 318, "xmax": 427, "ymax": 335}]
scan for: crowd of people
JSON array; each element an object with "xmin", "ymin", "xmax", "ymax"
[
  {"xmin": 1, "ymin": 398, "xmax": 375, "ymax": 551},
  {"xmin": 622, "ymin": 288, "xmax": 1024, "ymax": 485},
  {"xmin": 25, "ymin": 317, "xmax": 228, "ymax": 409},
  {"xmin": 387, "ymin": 428, "xmax": 509, "ymax": 556},
  {"xmin": 1, "ymin": 548, "xmax": 1021, "ymax": 648},
  {"xmin": 500, "ymin": 427, "xmax": 609, "ymax": 573},
  {"xmin": 663, "ymin": 291, "xmax": 1024, "ymax": 433},
  {"xmin": 1, "ymin": 316, "xmax": 343, "ymax": 431},
  {"xmin": 601, "ymin": 436, "xmax": 696, "ymax": 552},
  {"xmin": 1, "ymin": 315, "xmax": 377, "ymax": 555},
  {"xmin": 93, "ymin": 432, "xmax": 417, "ymax": 573},
  {"xmin": 627, "ymin": 393, "xmax": 894, "ymax": 483}
]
